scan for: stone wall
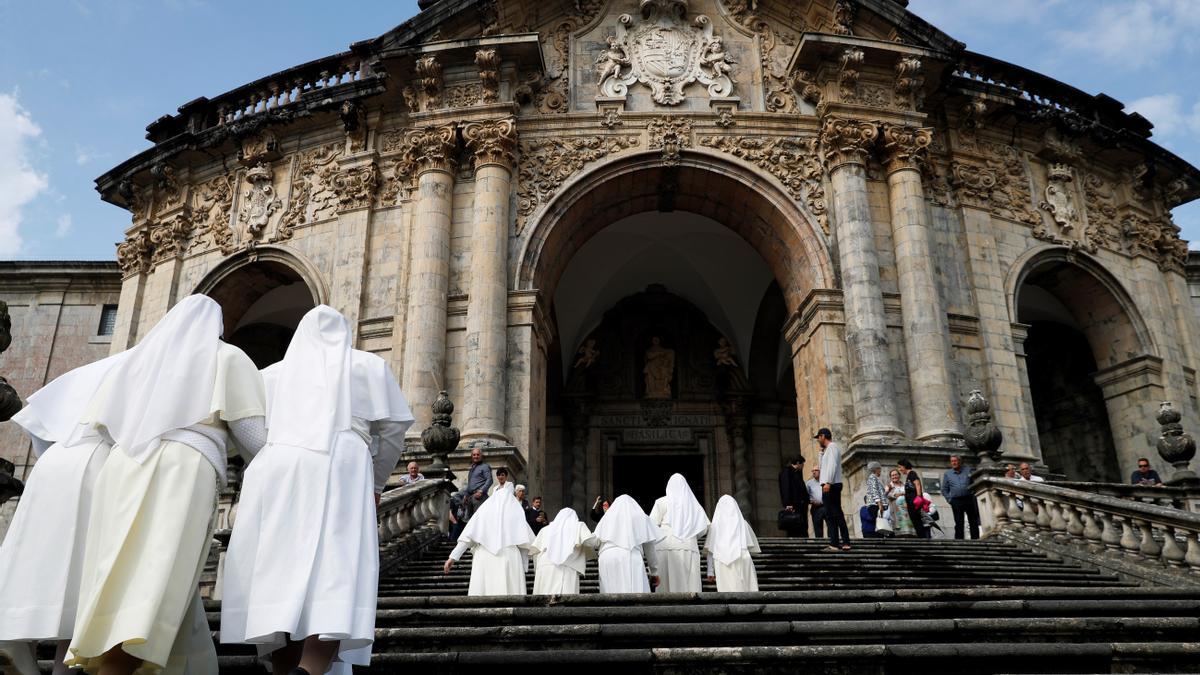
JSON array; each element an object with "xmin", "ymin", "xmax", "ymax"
[{"xmin": 0, "ymin": 261, "xmax": 121, "ymax": 535}]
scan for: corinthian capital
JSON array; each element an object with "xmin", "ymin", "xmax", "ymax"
[
  {"xmin": 404, "ymin": 124, "xmax": 458, "ymax": 175},
  {"xmin": 881, "ymin": 124, "xmax": 932, "ymax": 174},
  {"xmin": 820, "ymin": 117, "xmax": 878, "ymax": 169},
  {"xmin": 463, "ymin": 118, "xmax": 517, "ymax": 170}
]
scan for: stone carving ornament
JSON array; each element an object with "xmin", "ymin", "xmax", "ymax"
[
  {"xmin": 647, "ymin": 115, "xmax": 693, "ymax": 166},
  {"xmin": 697, "ymin": 135, "xmax": 828, "ymax": 233},
  {"xmin": 515, "ymin": 134, "xmax": 640, "ymax": 233},
  {"xmin": 1039, "ymin": 163, "xmax": 1080, "ymax": 234},
  {"xmin": 239, "ymin": 162, "xmax": 281, "ymax": 236},
  {"xmin": 598, "ymin": 0, "xmax": 735, "ymax": 105},
  {"xmin": 463, "ymin": 118, "xmax": 518, "ymax": 169}
]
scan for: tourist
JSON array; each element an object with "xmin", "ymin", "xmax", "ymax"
[
  {"xmin": 886, "ymin": 469, "xmax": 916, "ymax": 537},
  {"xmin": 778, "ymin": 455, "xmax": 809, "ymax": 537},
  {"xmin": 942, "ymin": 455, "xmax": 979, "ymax": 540},
  {"xmin": 703, "ymin": 495, "xmax": 760, "ymax": 592},
  {"xmin": 515, "ymin": 483, "xmax": 529, "ymax": 509},
  {"xmin": 398, "ymin": 461, "xmax": 424, "ymax": 485},
  {"xmin": 892, "ymin": 456, "xmax": 926, "ymax": 535},
  {"xmin": 1131, "ymin": 458, "xmax": 1163, "ymax": 486},
  {"xmin": 817, "ymin": 428, "xmax": 851, "ymax": 551},
  {"xmin": 487, "ymin": 466, "xmax": 510, "ymax": 496},
  {"xmin": 443, "ymin": 483, "xmax": 536, "ymax": 596},
  {"xmin": 448, "ymin": 493, "xmax": 465, "ymax": 542},
  {"xmin": 1003, "ymin": 463, "xmax": 1017, "ymax": 479},
  {"xmin": 0, "ymin": 350, "xmax": 127, "ymax": 675},
  {"xmin": 459, "ymin": 447, "xmax": 493, "ymax": 521},
  {"xmin": 590, "ymin": 495, "xmax": 609, "ymax": 523},
  {"xmin": 221, "ymin": 305, "xmax": 414, "ymax": 675},
  {"xmin": 649, "ymin": 473, "xmax": 710, "ymax": 593},
  {"xmin": 527, "ymin": 495, "xmax": 548, "ymax": 534},
  {"xmin": 531, "ymin": 508, "xmax": 599, "ymax": 595},
  {"xmin": 593, "ymin": 494, "xmax": 663, "ymax": 593},
  {"xmin": 66, "ymin": 295, "xmax": 268, "ymax": 675},
  {"xmin": 1018, "ymin": 462, "xmax": 1044, "ymax": 482},
  {"xmin": 896, "ymin": 458, "xmax": 928, "ymax": 538},
  {"xmin": 864, "ymin": 461, "xmax": 886, "ymax": 534},
  {"xmin": 807, "ymin": 468, "xmax": 825, "ymax": 538}
]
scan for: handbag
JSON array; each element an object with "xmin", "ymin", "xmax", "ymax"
[
  {"xmin": 875, "ymin": 509, "xmax": 893, "ymax": 533},
  {"xmin": 777, "ymin": 509, "xmax": 804, "ymax": 530}
]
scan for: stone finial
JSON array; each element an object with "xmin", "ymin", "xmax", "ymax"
[
  {"xmin": 0, "ymin": 458, "xmax": 22, "ymax": 506},
  {"xmin": 421, "ymin": 390, "xmax": 460, "ymax": 480},
  {"xmin": 963, "ymin": 390, "xmax": 1003, "ymax": 464},
  {"xmin": 0, "ymin": 301, "xmax": 21, "ymax": 423},
  {"xmin": 1156, "ymin": 401, "xmax": 1198, "ymax": 484}
]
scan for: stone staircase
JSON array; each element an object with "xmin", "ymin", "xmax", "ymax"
[{"xmin": 196, "ymin": 537, "xmax": 1200, "ymax": 673}]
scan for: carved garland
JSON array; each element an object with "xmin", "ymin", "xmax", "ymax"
[
  {"xmin": 515, "ymin": 135, "xmax": 641, "ymax": 234},
  {"xmin": 698, "ymin": 135, "xmax": 828, "ymax": 234}
]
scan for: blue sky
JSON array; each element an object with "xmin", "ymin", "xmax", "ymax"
[{"xmin": 0, "ymin": 0, "xmax": 1197, "ymax": 260}]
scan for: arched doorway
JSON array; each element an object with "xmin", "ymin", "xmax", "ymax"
[
  {"xmin": 1013, "ymin": 250, "xmax": 1153, "ymax": 482},
  {"xmin": 196, "ymin": 248, "xmax": 324, "ymax": 369},
  {"xmin": 519, "ymin": 154, "xmax": 830, "ymax": 531}
]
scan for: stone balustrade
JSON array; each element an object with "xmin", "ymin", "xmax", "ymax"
[
  {"xmin": 1046, "ymin": 480, "xmax": 1200, "ymax": 514},
  {"xmin": 976, "ymin": 476, "xmax": 1200, "ymax": 586},
  {"xmin": 377, "ymin": 477, "xmax": 455, "ymax": 570},
  {"xmin": 214, "ymin": 56, "xmax": 370, "ymax": 126}
]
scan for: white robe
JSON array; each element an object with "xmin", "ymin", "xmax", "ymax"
[
  {"xmin": 531, "ymin": 521, "xmax": 597, "ymax": 595},
  {"xmin": 448, "ymin": 483, "xmax": 536, "ymax": 597},
  {"xmin": 649, "ymin": 497, "xmax": 705, "ymax": 593},
  {"xmin": 705, "ymin": 553, "xmax": 759, "ymax": 592},
  {"xmin": 221, "ymin": 311, "xmax": 413, "ymax": 675},
  {"xmin": 462, "ymin": 545, "xmax": 528, "ymax": 596},
  {"xmin": 704, "ymin": 495, "xmax": 761, "ymax": 593},
  {"xmin": 597, "ymin": 542, "xmax": 657, "ymax": 594},
  {"xmin": 0, "ymin": 438, "xmax": 109, "ymax": 642}
]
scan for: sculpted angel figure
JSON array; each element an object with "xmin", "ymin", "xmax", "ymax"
[
  {"xmin": 574, "ymin": 338, "xmax": 600, "ymax": 370},
  {"xmin": 714, "ymin": 337, "xmax": 738, "ymax": 368},
  {"xmin": 700, "ymin": 37, "xmax": 735, "ymax": 79},
  {"xmin": 595, "ymin": 36, "xmax": 630, "ymax": 86}
]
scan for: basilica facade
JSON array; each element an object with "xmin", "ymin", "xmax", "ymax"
[{"xmin": 9, "ymin": 0, "xmax": 1200, "ymax": 533}]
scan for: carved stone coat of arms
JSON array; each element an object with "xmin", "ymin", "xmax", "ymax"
[{"xmin": 597, "ymin": 0, "xmax": 735, "ymax": 105}]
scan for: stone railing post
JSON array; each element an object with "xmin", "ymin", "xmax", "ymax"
[
  {"xmin": 881, "ymin": 125, "xmax": 960, "ymax": 443},
  {"xmin": 820, "ymin": 117, "xmax": 901, "ymax": 441},
  {"xmin": 461, "ymin": 118, "xmax": 517, "ymax": 446},
  {"xmin": 400, "ymin": 124, "xmax": 458, "ymax": 437}
]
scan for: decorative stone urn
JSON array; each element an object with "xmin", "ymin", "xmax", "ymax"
[
  {"xmin": 420, "ymin": 390, "xmax": 460, "ymax": 480},
  {"xmin": 0, "ymin": 300, "xmax": 20, "ymax": 422},
  {"xmin": 1156, "ymin": 401, "xmax": 1198, "ymax": 484},
  {"xmin": 963, "ymin": 390, "xmax": 1003, "ymax": 465}
]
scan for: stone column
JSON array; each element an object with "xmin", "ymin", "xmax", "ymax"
[
  {"xmin": 400, "ymin": 124, "xmax": 458, "ymax": 436},
  {"xmin": 882, "ymin": 125, "xmax": 961, "ymax": 442},
  {"xmin": 820, "ymin": 117, "xmax": 902, "ymax": 440},
  {"xmin": 461, "ymin": 119, "xmax": 517, "ymax": 445}
]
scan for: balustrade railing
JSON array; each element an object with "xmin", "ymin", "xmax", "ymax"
[
  {"xmin": 1045, "ymin": 480, "xmax": 1200, "ymax": 513},
  {"xmin": 378, "ymin": 477, "xmax": 453, "ymax": 549},
  {"xmin": 977, "ymin": 476, "xmax": 1200, "ymax": 584}
]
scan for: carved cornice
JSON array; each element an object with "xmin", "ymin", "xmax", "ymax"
[
  {"xmin": 463, "ymin": 118, "xmax": 517, "ymax": 171},
  {"xmin": 881, "ymin": 124, "xmax": 932, "ymax": 175},
  {"xmin": 405, "ymin": 124, "xmax": 459, "ymax": 175},
  {"xmin": 820, "ymin": 117, "xmax": 878, "ymax": 170}
]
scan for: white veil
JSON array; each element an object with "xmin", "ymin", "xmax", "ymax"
[
  {"xmin": 594, "ymin": 494, "xmax": 664, "ymax": 551},
  {"xmin": 708, "ymin": 494, "xmax": 757, "ymax": 565},
  {"xmin": 11, "ymin": 351, "xmax": 127, "ymax": 454},
  {"xmin": 664, "ymin": 473, "xmax": 710, "ymax": 540},
  {"xmin": 263, "ymin": 305, "xmax": 352, "ymax": 452},
  {"xmin": 458, "ymin": 483, "xmax": 536, "ymax": 556},
  {"xmin": 538, "ymin": 508, "xmax": 584, "ymax": 567}
]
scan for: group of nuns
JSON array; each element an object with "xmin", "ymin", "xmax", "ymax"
[
  {"xmin": 445, "ymin": 473, "xmax": 761, "ymax": 597},
  {"xmin": 0, "ymin": 296, "xmax": 414, "ymax": 675}
]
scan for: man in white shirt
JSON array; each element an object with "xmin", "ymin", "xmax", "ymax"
[
  {"xmin": 1018, "ymin": 462, "xmax": 1045, "ymax": 482},
  {"xmin": 816, "ymin": 428, "xmax": 851, "ymax": 551},
  {"xmin": 805, "ymin": 468, "xmax": 825, "ymax": 538}
]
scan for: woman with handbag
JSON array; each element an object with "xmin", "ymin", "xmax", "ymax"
[
  {"xmin": 886, "ymin": 469, "xmax": 916, "ymax": 537},
  {"xmin": 863, "ymin": 461, "xmax": 886, "ymax": 536},
  {"xmin": 897, "ymin": 458, "xmax": 929, "ymax": 538}
]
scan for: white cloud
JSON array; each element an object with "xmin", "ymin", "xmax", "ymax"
[
  {"xmin": 1128, "ymin": 93, "xmax": 1200, "ymax": 139},
  {"xmin": 0, "ymin": 92, "xmax": 49, "ymax": 257},
  {"xmin": 55, "ymin": 214, "xmax": 73, "ymax": 238},
  {"xmin": 75, "ymin": 144, "xmax": 101, "ymax": 166},
  {"xmin": 1054, "ymin": 0, "xmax": 1200, "ymax": 69}
]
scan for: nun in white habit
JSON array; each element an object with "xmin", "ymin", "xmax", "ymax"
[
  {"xmin": 593, "ymin": 495, "xmax": 664, "ymax": 594},
  {"xmin": 66, "ymin": 295, "xmax": 268, "ymax": 675},
  {"xmin": 0, "ymin": 351, "xmax": 126, "ymax": 675},
  {"xmin": 443, "ymin": 482, "xmax": 536, "ymax": 596},
  {"xmin": 221, "ymin": 305, "xmax": 414, "ymax": 675},
  {"xmin": 703, "ymin": 495, "xmax": 761, "ymax": 592},
  {"xmin": 530, "ymin": 508, "xmax": 599, "ymax": 595},
  {"xmin": 648, "ymin": 473, "xmax": 710, "ymax": 593}
]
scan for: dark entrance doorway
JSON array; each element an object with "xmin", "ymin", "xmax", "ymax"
[
  {"xmin": 205, "ymin": 259, "xmax": 316, "ymax": 369},
  {"xmin": 613, "ymin": 453, "xmax": 703, "ymax": 514}
]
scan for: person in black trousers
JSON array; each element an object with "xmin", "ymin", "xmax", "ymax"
[
  {"xmin": 778, "ymin": 456, "xmax": 809, "ymax": 537},
  {"xmin": 897, "ymin": 458, "xmax": 928, "ymax": 538},
  {"xmin": 816, "ymin": 428, "xmax": 851, "ymax": 551}
]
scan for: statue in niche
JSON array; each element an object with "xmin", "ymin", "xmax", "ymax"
[
  {"xmin": 643, "ymin": 336, "xmax": 675, "ymax": 399},
  {"xmin": 714, "ymin": 336, "xmax": 750, "ymax": 391},
  {"xmin": 574, "ymin": 338, "xmax": 600, "ymax": 370},
  {"xmin": 595, "ymin": 36, "xmax": 631, "ymax": 87}
]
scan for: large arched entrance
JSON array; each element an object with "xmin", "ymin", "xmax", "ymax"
[
  {"xmin": 519, "ymin": 153, "xmax": 831, "ymax": 531},
  {"xmin": 195, "ymin": 247, "xmax": 324, "ymax": 369},
  {"xmin": 1013, "ymin": 249, "xmax": 1155, "ymax": 481}
]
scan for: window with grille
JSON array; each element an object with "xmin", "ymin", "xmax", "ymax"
[{"xmin": 97, "ymin": 304, "xmax": 118, "ymax": 336}]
